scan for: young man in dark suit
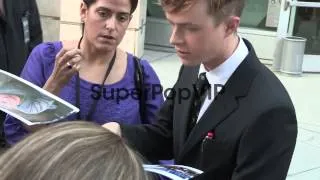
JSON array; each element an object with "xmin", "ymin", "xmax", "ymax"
[
  {"xmin": 103, "ymin": 0, "xmax": 297, "ymax": 179},
  {"xmin": 0, "ymin": 0, "xmax": 42, "ymax": 148}
]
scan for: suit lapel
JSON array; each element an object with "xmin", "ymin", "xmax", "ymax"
[
  {"xmin": 178, "ymin": 90, "xmax": 238, "ymax": 160},
  {"xmin": 173, "ymin": 66, "xmax": 199, "ymax": 155},
  {"xmin": 177, "ymin": 39, "xmax": 261, "ymax": 161}
]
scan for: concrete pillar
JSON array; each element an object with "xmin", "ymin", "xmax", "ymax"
[
  {"xmin": 36, "ymin": 0, "xmax": 61, "ymax": 42},
  {"xmin": 59, "ymin": 0, "xmax": 82, "ymax": 40},
  {"xmin": 120, "ymin": 0, "xmax": 147, "ymax": 58}
]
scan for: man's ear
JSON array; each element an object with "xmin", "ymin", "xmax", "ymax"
[
  {"xmin": 225, "ymin": 16, "xmax": 240, "ymax": 36},
  {"xmin": 80, "ymin": 2, "xmax": 88, "ymax": 23}
]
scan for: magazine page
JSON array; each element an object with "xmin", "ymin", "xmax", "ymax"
[
  {"xmin": 0, "ymin": 69, "xmax": 79, "ymax": 126},
  {"xmin": 143, "ymin": 164, "xmax": 203, "ymax": 180}
]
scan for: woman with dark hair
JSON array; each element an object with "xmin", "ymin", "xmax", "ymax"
[{"xmin": 3, "ymin": 0, "xmax": 164, "ymax": 145}]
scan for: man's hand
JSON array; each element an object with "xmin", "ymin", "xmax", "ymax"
[{"xmin": 102, "ymin": 122, "xmax": 121, "ymax": 136}]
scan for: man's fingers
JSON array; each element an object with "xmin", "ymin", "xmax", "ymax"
[{"xmin": 102, "ymin": 122, "xmax": 122, "ymax": 136}]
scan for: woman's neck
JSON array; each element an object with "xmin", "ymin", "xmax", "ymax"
[{"xmin": 81, "ymin": 39, "xmax": 116, "ymax": 66}]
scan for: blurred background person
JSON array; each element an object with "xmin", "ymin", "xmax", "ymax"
[{"xmin": 0, "ymin": 0, "xmax": 43, "ymax": 148}]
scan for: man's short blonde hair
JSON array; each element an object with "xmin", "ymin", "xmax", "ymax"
[{"xmin": 160, "ymin": 0, "xmax": 245, "ymax": 24}]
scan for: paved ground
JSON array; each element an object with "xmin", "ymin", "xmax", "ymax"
[{"xmin": 144, "ymin": 49, "xmax": 320, "ymax": 180}]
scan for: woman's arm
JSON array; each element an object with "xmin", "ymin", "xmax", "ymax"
[
  {"xmin": 139, "ymin": 60, "xmax": 164, "ymax": 124},
  {"xmin": 4, "ymin": 43, "xmax": 55, "ymax": 145}
]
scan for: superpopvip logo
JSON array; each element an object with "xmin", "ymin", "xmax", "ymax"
[{"xmin": 90, "ymin": 83, "xmax": 224, "ymax": 103}]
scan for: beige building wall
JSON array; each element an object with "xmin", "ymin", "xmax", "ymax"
[
  {"xmin": 36, "ymin": 0, "xmax": 61, "ymax": 42},
  {"xmin": 36, "ymin": 0, "xmax": 147, "ymax": 57}
]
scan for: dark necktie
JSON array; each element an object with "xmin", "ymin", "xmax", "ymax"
[{"xmin": 187, "ymin": 72, "xmax": 210, "ymax": 135}]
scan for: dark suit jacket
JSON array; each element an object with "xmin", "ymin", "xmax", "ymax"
[
  {"xmin": 0, "ymin": 0, "xmax": 42, "ymax": 76},
  {"xmin": 122, "ymin": 39, "xmax": 297, "ymax": 180},
  {"xmin": 0, "ymin": 0, "xmax": 42, "ymax": 147}
]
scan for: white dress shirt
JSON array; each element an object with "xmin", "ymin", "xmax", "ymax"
[{"xmin": 196, "ymin": 36, "xmax": 249, "ymax": 122}]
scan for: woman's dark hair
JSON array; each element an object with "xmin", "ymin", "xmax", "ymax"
[{"xmin": 83, "ymin": 0, "xmax": 138, "ymax": 14}]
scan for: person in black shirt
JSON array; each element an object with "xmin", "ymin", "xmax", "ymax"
[{"xmin": 0, "ymin": 0, "xmax": 42, "ymax": 148}]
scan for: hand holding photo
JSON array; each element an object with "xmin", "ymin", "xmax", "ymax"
[{"xmin": 0, "ymin": 69, "xmax": 79, "ymax": 125}]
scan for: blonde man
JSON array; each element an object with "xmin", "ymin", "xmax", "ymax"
[{"xmin": 103, "ymin": 0, "xmax": 297, "ymax": 179}]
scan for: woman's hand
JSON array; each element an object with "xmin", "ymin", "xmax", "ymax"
[{"xmin": 43, "ymin": 48, "xmax": 82, "ymax": 95}]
